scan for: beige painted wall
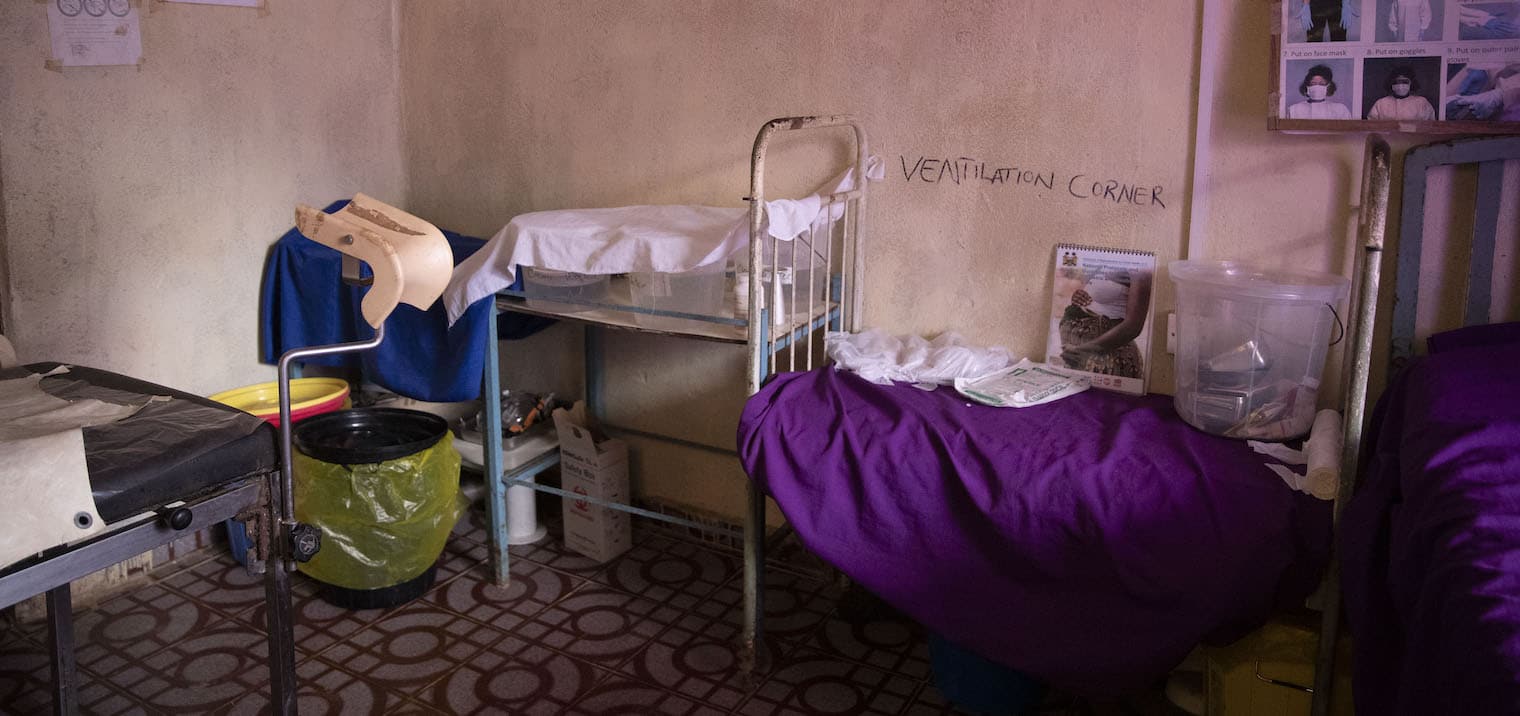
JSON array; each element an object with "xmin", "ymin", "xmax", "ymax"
[
  {"xmin": 0, "ymin": 1, "xmax": 1502, "ymax": 524},
  {"xmin": 0, "ymin": 0, "xmax": 407, "ymax": 395},
  {"xmin": 399, "ymin": 1, "xmax": 1200, "ymax": 518}
]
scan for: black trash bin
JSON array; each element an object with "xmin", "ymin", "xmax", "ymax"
[{"xmin": 292, "ymin": 408, "xmax": 464, "ymax": 609}]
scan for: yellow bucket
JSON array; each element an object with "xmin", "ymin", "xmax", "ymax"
[{"xmin": 209, "ymin": 378, "xmax": 351, "ymax": 427}]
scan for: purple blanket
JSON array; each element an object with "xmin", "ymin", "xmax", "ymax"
[
  {"xmin": 739, "ymin": 368, "xmax": 1330, "ymax": 695},
  {"xmin": 1341, "ymin": 326, "xmax": 1520, "ymax": 715}
]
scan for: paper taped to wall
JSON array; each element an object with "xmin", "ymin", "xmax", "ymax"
[{"xmin": 47, "ymin": 0, "xmax": 142, "ymax": 68}]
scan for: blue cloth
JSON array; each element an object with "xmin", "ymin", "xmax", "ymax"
[{"xmin": 260, "ymin": 201, "xmax": 551, "ymax": 402}]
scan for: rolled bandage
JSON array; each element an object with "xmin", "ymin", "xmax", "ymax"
[{"xmin": 1304, "ymin": 409, "xmax": 1342, "ymax": 500}]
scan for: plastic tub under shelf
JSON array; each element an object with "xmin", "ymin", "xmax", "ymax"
[
  {"xmin": 521, "ymin": 267, "xmax": 610, "ymax": 313},
  {"xmin": 628, "ymin": 262, "xmax": 726, "ymax": 323}
]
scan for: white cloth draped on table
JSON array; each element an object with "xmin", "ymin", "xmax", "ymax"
[{"xmin": 443, "ymin": 157, "xmax": 883, "ymax": 324}]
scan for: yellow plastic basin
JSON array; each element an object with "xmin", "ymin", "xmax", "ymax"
[{"xmin": 209, "ymin": 378, "xmax": 351, "ymax": 427}]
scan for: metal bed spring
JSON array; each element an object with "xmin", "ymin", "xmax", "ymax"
[
  {"xmin": 1311, "ymin": 135, "xmax": 1520, "ymax": 716},
  {"xmin": 478, "ymin": 115, "xmax": 869, "ymax": 676}
]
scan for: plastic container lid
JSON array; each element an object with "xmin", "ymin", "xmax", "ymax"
[
  {"xmin": 294, "ymin": 408, "xmax": 448, "ymax": 464},
  {"xmin": 1169, "ymin": 260, "xmax": 1349, "ymax": 303}
]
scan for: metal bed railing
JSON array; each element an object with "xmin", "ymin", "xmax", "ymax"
[
  {"xmin": 1308, "ymin": 134, "xmax": 1389, "ymax": 716},
  {"xmin": 479, "ymin": 115, "xmax": 869, "ymax": 676}
]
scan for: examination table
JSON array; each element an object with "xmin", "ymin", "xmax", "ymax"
[{"xmin": 0, "ymin": 362, "xmax": 285, "ymax": 714}]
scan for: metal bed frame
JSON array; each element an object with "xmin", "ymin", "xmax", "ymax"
[
  {"xmin": 1311, "ymin": 134, "xmax": 1520, "ymax": 716},
  {"xmin": 476, "ymin": 115, "xmax": 867, "ymax": 672}
]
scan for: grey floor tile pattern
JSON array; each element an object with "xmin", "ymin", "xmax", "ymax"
[{"xmin": 0, "ymin": 505, "xmax": 1183, "ymax": 714}]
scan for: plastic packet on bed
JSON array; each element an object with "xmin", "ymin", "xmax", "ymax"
[
  {"xmin": 827, "ymin": 329, "xmax": 1015, "ymax": 390},
  {"xmin": 954, "ymin": 359, "xmax": 1090, "ymax": 408}
]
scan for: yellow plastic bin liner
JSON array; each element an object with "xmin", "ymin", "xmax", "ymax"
[{"xmin": 292, "ymin": 410, "xmax": 465, "ymax": 591}]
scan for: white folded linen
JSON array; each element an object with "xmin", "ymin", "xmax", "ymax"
[{"xmin": 443, "ymin": 156, "xmax": 882, "ymax": 323}]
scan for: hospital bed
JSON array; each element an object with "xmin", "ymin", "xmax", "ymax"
[
  {"xmin": 443, "ymin": 115, "xmax": 871, "ymax": 672},
  {"xmin": 0, "ymin": 363, "xmax": 286, "ymax": 715},
  {"xmin": 1334, "ymin": 135, "xmax": 1520, "ymax": 715},
  {"xmin": 738, "ymin": 133, "xmax": 1520, "ymax": 709},
  {"xmin": 736, "ymin": 137, "xmax": 1398, "ymax": 699},
  {"xmin": 738, "ymin": 351, "xmax": 1335, "ymax": 695}
]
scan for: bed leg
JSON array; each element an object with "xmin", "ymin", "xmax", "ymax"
[
  {"xmin": 741, "ymin": 480, "xmax": 767, "ymax": 680},
  {"xmin": 1310, "ymin": 563, "xmax": 1343, "ymax": 716},
  {"xmin": 265, "ymin": 564, "xmax": 298, "ymax": 715},
  {"xmin": 45, "ymin": 584, "xmax": 77, "ymax": 716},
  {"xmin": 832, "ymin": 568, "xmax": 852, "ymax": 592},
  {"xmin": 264, "ymin": 481, "xmax": 299, "ymax": 716}
]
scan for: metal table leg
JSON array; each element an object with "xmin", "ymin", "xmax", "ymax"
[
  {"xmin": 264, "ymin": 468, "xmax": 298, "ymax": 716},
  {"xmin": 484, "ymin": 308, "xmax": 511, "ymax": 586},
  {"xmin": 585, "ymin": 326, "xmax": 605, "ymax": 421},
  {"xmin": 46, "ymin": 584, "xmax": 77, "ymax": 716}
]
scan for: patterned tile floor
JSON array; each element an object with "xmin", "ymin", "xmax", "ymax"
[{"xmin": 1, "ymin": 508, "xmax": 1184, "ymax": 715}]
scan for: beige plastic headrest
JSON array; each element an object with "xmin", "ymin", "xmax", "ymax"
[{"xmin": 294, "ymin": 194, "xmax": 453, "ymax": 328}]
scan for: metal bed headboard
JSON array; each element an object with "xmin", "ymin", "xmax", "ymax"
[
  {"xmin": 741, "ymin": 115, "xmax": 868, "ymax": 671},
  {"xmin": 745, "ymin": 115, "xmax": 868, "ymax": 395},
  {"xmin": 1312, "ymin": 134, "xmax": 1519, "ymax": 716},
  {"xmin": 1389, "ymin": 136, "xmax": 1520, "ymax": 371}
]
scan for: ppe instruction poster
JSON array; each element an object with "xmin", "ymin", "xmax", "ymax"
[{"xmin": 1278, "ymin": 0, "xmax": 1520, "ymax": 124}]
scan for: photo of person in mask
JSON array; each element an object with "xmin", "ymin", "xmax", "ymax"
[
  {"xmin": 1366, "ymin": 63, "xmax": 1437, "ymax": 120},
  {"xmin": 1287, "ymin": 64, "xmax": 1353, "ymax": 119}
]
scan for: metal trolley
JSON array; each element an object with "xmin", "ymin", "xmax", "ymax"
[{"xmin": 476, "ymin": 115, "xmax": 868, "ymax": 671}]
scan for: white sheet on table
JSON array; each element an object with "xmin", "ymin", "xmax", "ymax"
[
  {"xmin": 0, "ymin": 368, "xmax": 152, "ymax": 569},
  {"xmin": 443, "ymin": 156, "xmax": 884, "ymax": 323}
]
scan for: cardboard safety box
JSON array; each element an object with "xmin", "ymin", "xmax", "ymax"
[
  {"xmin": 1203, "ymin": 612, "xmax": 1353, "ymax": 716},
  {"xmin": 553, "ymin": 402, "xmax": 632, "ymax": 562}
]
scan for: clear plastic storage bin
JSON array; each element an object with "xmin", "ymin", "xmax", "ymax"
[
  {"xmin": 1170, "ymin": 260, "xmax": 1349, "ymax": 440},
  {"xmin": 521, "ymin": 267, "xmax": 610, "ymax": 313},
  {"xmin": 628, "ymin": 261, "xmax": 726, "ymax": 323}
]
